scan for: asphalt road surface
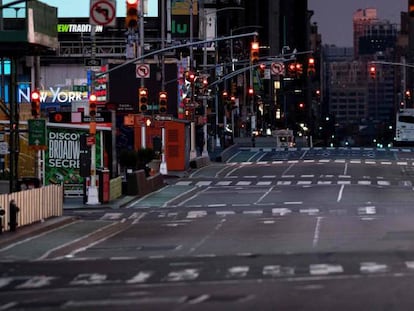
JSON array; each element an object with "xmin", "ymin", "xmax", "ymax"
[{"xmin": 2, "ymin": 147, "xmax": 414, "ymax": 310}]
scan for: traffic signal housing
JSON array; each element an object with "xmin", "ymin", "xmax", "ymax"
[
  {"xmin": 89, "ymin": 93, "xmax": 97, "ymax": 117},
  {"xmin": 125, "ymin": 0, "xmax": 138, "ymax": 29},
  {"xmin": 139, "ymin": 87, "xmax": 148, "ymax": 113},
  {"xmin": 369, "ymin": 65, "xmax": 376, "ymax": 79},
  {"xmin": 250, "ymin": 41, "xmax": 259, "ymax": 64},
  {"xmin": 307, "ymin": 57, "xmax": 316, "ymax": 76},
  {"xmin": 159, "ymin": 91, "xmax": 168, "ymax": 114},
  {"xmin": 31, "ymin": 89, "xmax": 41, "ymax": 117}
]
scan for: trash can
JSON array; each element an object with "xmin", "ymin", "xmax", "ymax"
[{"xmin": 97, "ymin": 168, "xmax": 110, "ymax": 203}]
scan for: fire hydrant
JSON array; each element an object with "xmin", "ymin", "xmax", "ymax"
[{"xmin": 9, "ymin": 200, "xmax": 19, "ymax": 232}]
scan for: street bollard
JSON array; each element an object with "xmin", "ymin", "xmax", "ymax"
[
  {"xmin": 9, "ymin": 200, "xmax": 19, "ymax": 232},
  {"xmin": 0, "ymin": 207, "xmax": 4, "ymax": 234}
]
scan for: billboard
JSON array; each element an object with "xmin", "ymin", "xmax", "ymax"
[{"xmin": 44, "ymin": 126, "xmax": 103, "ymax": 196}]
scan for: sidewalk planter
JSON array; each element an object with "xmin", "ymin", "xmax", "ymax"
[{"xmin": 124, "ymin": 170, "xmax": 165, "ymax": 196}]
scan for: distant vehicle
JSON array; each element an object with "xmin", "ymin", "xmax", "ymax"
[
  {"xmin": 272, "ymin": 129, "xmax": 295, "ymax": 148},
  {"xmin": 395, "ymin": 109, "xmax": 414, "ymax": 145}
]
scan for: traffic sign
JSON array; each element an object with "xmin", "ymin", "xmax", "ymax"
[
  {"xmin": 0, "ymin": 142, "xmax": 8, "ymax": 155},
  {"xmin": 271, "ymin": 62, "xmax": 285, "ymax": 75},
  {"xmin": 90, "ymin": 0, "xmax": 116, "ymax": 27},
  {"xmin": 136, "ymin": 64, "xmax": 150, "ymax": 78},
  {"xmin": 28, "ymin": 119, "xmax": 47, "ymax": 149}
]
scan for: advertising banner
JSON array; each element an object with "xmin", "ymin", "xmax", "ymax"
[{"xmin": 44, "ymin": 127, "xmax": 102, "ymax": 196}]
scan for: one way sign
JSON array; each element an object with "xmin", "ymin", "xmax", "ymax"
[{"xmin": 136, "ymin": 64, "xmax": 150, "ymax": 78}]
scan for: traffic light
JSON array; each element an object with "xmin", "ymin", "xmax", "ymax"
[
  {"xmin": 30, "ymin": 89, "xmax": 41, "ymax": 117},
  {"xmin": 125, "ymin": 0, "xmax": 138, "ymax": 29},
  {"xmin": 89, "ymin": 93, "xmax": 97, "ymax": 117},
  {"xmin": 369, "ymin": 65, "xmax": 376, "ymax": 79},
  {"xmin": 307, "ymin": 57, "xmax": 316, "ymax": 76},
  {"xmin": 158, "ymin": 91, "xmax": 167, "ymax": 114},
  {"xmin": 410, "ymin": 0, "xmax": 414, "ymax": 17},
  {"xmin": 250, "ymin": 41, "xmax": 259, "ymax": 64},
  {"xmin": 139, "ymin": 87, "xmax": 148, "ymax": 113},
  {"xmin": 248, "ymin": 87, "xmax": 254, "ymax": 96}
]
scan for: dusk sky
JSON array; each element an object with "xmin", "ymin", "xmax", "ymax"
[{"xmin": 308, "ymin": 0, "xmax": 407, "ymax": 47}]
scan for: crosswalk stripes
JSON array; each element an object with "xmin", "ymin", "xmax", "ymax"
[
  {"xmin": 170, "ymin": 178, "xmax": 411, "ymax": 187},
  {"xmin": 3, "ymin": 260, "xmax": 414, "ymax": 290}
]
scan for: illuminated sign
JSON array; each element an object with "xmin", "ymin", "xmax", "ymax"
[
  {"xmin": 19, "ymin": 87, "xmax": 88, "ymax": 103},
  {"xmin": 57, "ymin": 24, "xmax": 104, "ymax": 33}
]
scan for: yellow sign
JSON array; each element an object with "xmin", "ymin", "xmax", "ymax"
[{"xmin": 172, "ymin": 0, "xmax": 198, "ymax": 15}]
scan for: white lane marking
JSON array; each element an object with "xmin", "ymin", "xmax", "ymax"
[
  {"xmin": 312, "ymin": 217, "xmax": 323, "ymax": 248},
  {"xmin": 358, "ymin": 206, "xmax": 376, "ymax": 215},
  {"xmin": 272, "ymin": 208, "xmax": 292, "ymax": 216},
  {"xmin": 15, "ymin": 276, "xmax": 56, "ymax": 289},
  {"xmin": 187, "ymin": 294, "xmax": 210, "ymax": 304},
  {"xmin": 343, "ymin": 162, "xmax": 348, "ymax": 175},
  {"xmin": 350, "ymin": 160, "xmax": 361, "ymax": 164},
  {"xmin": 0, "ymin": 302, "xmax": 18, "ymax": 310},
  {"xmin": 126, "ymin": 271, "xmax": 153, "ymax": 284},
  {"xmin": 310, "ymin": 264, "xmax": 344, "ymax": 275},
  {"xmin": 380, "ymin": 162, "xmax": 392, "ymax": 165},
  {"xmin": 243, "ymin": 210, "xmax": 263, "ymax": 215},
  {"xmin": 337, "ymin": 184, "xmax": 345, "ymax": 202},
  {"xmin": 216, "ymin": 211, "xmax": 235, "ymax": 216},
  {"xmin": 397, "ymin": 162, "xmax": 408, "ymax": 166},
  {"xmin": 227, "ymin": 266, "xmax": 250, "ymax": 278},
  {"xmin": 277, "ymin": 181, "xmax": 292, "ymax": 185},
  {"xmin": 175, "ymin": 181, "xmax": 192, "ymax": 186},
  {"xmin": 207, "ymin": 204, "xmax": 226, "ymax": 208},
  {"xmin": 263, "ymin": 175, "xmax": 277, "ymax": 178},
  {"xmin": 358, "ymin": 180, "xmax": 371, "ymax": 185},
  {"xmin": 337, "ymin": 180, "xmax": 351, "ymax": 185},
  {"xmin": 244, "ymin": 175, "xmax": 258, "ymax": 178},
  {"xmin": 263, "ymin": 265, "xmax": 295, "ymax": 277},
  {"xmin": 236, "ymin": 181, "xmax": 252, "ymax": 186},
  {"xmin": 196, "ymin": 181, "xmax": 213, "ymax": 186},
  {"xmin": 297, "ymin": 181, "xmax": 312, "ymax": 185},
  {"xmin": 317, "ymin": 181, "xmax": 332, "ymax": 185},
  {"xmin": 0, "ymin": 277, "xmax": 13, "ymax": 289},
  {"xmin": 70, "ymin": 273, "xmax": 108, "ymax": 285},
  {"xmin": 282, "ymin": 175, "xmax": 295, "ymax": 178},
  {"xmin": 377, "ymin": 180, "xmax": 390, "ymax": 186},
  {"xmin": 360, "ymin": 262, "xmax": 388, "ymax": 274},
  {"xmin": 257, "ymin": 181, "xmax": 272, "ymax": 186},
  {"xmin": 165, "ymin": 269, "xmax": 200, "ymax": 282},
  {"xmin": 256, "ymin": 186, "xmax": 274, "ymax": 205},
  {"xmin": 100, "ymin": 213, "xmax": 123, "ymax": 220},
  {"xmin": 216, "ymin": 181, "xmax": 232, "ymax": 186},
  {"xmin": 187, "ymin": 211, "xmax": 207, "ymax": 219},
  {"xmin": 301, "ymin": 175, "xmax": 314, "ymax": 178},
  {"xmin": 285, "ymin": 201, "xmax": 303, "ymax": 205},
  {"xmin": 405, "ymin": 261, "xmax": 414, "ymax": 270}
]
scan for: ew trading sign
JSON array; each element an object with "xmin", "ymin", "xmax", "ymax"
[{"xmin": 28, "ymin": 119, "xmax": 47, "ymax": 150}]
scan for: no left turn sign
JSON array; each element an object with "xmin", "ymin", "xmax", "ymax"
[
  {"xmin": 90, "ymin": 0, "xmax": 116, "ymax": 27},
  {"xmin": 136, "ymin": 64, "xmax": 150, "ymax": 78},
  {"xmin": 271, "ymin": 62, "xmax": 285, "ymax": 76}
]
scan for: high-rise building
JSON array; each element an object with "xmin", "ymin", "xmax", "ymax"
[{"xmin": 353, "ymin": 8, "xmax": 378, "ymax": 57}]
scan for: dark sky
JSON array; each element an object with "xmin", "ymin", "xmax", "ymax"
[{"xmin": 308, "ymin": 0, "xmax": 407, "ymax": 47}]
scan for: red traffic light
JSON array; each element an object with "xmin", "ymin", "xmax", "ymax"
[
  {"xmin": 248, "ymin": 88, "xmax": 254, "ymax": 95},
  {"xmin": 31, "ymin": 90, "xmax": 41, "ymax": 117},
  {"xmin": 159, "ymin": 91, "xmax": 168, "ymax": 114},
  {"xmin": 250, "ymin": 41, "xmax": 259, "ymax": 63},
  {"xmin": 31, "ymin": 90, "xmax": 40, "ymax": 102},
  {"xmin": 126, "ymin": 0, "xmax": 139, "ymax": 29},
  {"xmin": 89, "ymin": 93, "xmax": 97, "ymax": 102}
]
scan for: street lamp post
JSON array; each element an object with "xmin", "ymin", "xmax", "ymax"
[{"xmin": 201, "ymin": 5, "xmax": 245, "ymax": 151}]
